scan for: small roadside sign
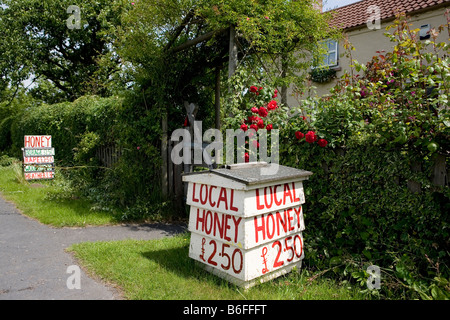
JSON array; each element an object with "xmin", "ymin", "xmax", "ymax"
[{"xmin": 22, "ymin": 136, "xmax": 55, "ymax": 181}]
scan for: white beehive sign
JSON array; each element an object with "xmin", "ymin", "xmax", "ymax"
[{"xmin": 183, "ymin": 162, "xmax": 313, "ymax": 288}]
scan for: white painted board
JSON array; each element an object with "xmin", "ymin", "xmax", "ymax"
[
  {"xmin": 188, "ymin": 205, "xmax": 304, "ymax": 249},
  {"xmin": 189, "ymin": 232, "xmax": 304, "ymax": 282},
  {"xmin": 186, "ymin": 181, "xmax": 305, "ymax": 217}
]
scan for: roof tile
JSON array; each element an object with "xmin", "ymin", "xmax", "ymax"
[{"xmin": 329, "ymin": 0, "xmax": 450, "ymax": 30}]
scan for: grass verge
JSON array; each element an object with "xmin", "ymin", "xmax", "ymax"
[
  {"xmin": 1, "ymin": 161, "xmax": 364, "ymax": 300},
  {"xmin": 68, "ymin": 233, "xmax": 365, "ymax": 300},
  {"xmin": 0, "ymin": 163, "xmax": 122, "ymax": 227}
]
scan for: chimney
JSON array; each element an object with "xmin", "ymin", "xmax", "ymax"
[{"xmin": 313, "ymin": 0, "xmax": 323, "ymax": 13}]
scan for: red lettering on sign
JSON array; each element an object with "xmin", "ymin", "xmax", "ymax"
[
  {"xmin": 287, "ymin": 208, "xmax": 295, "ymax": 231},
  {"xmin": 294, "ymin": 206, "xmax": 302, "ymax": 229},
  {"xmin": 229, "ymin": 189, "xmax": 238, "ymax": 212},
  {"xmin": 253, "ymin": 206, "xmax": 303, "ymax": 244},
  {"xmin": 255, "ymin": 183, "xmax": 302, "ymax": 211},
  {"xmin": 264, "ymin": 186, "xmax": 273, "ymax": 209},
  {"xmin": 209, "ymin": 185, "xmax": 217, "ymax": 207},
  {"xmin": 254, "ymin": 215, "xmax": 265, "ymax": 243},
  {"xmin": 216, "ymin": 187, "xmax": 228, "ymax": 211},
  {"xmin": 292, "ymin": 182, "xmax": 301, "ymax": 202},
  {"xmin": 192, "ymin": 183, "xmax": 200, "ymax": 203},
  {"xmin": 231, "ymin": 216, "xmax": 241, "ymax": 243},
  {"xmin": 191, "ymin": 183, "xmax": 240, "ymax": 213},
  {"xmin": 283, "ymin": 183, "xmax": 293, "ymax": 205},
  {"xmin": 213, "ymin": 211, "xmax": 223, "ymax": 239},
  {"xmin": 200, "ymin": 184, "xmax": 208, "ymax": 205},
  {"xmin": 273, "ymin": 185, "xmax": 282, "ymax": 206},
  {"xmin": 45, "ymin": 136, "xmax": 51, "ymax": 147},
  {"xmin": 204, "ymin": 210, "xmax": 213, "ymax": 234},
  {"xmin": 195, "ymin": 208, "xmax": 241, "ymax": 243},
  {"xmin": 276, "ymin": 211, "xmax": 287, "ymax": 235},
  {"xmin": 255, "ymin": 189, "xmax": 264, "ymax": 210},
  {"xmin": 266, "ymin": 213, "xmax": 275, "ymax": 239}
]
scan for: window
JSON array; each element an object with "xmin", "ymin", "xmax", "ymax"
[{"xmin": 313, "ymin": 39, "xmax": 339, "ymax": 68}]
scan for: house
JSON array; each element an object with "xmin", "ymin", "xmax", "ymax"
[{"xmin": 289, "ymin": 0, "xmax": 450, "ymax": 102}]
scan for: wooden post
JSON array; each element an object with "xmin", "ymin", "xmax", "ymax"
[
  {"xmin": 228, "ymin": 26, "xmax": 238, "ymax": 79},
  {"xmin": 432, "ymin": 154, "xmax": 447, "ymax": 187},
  {"xmin": 215, "ymin": 67, "xmax": 221, "ymax": 131}
]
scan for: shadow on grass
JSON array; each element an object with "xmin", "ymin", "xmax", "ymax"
[{"xmin": 140, "ymin": 242, "xmax": 230, "ymax": 287}]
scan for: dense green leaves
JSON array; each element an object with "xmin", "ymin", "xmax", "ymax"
[{"xmin": 0, "ymin": 0, "xmax": 129, "ymax": 103}]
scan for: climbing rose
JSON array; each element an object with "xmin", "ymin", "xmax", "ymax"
[
  {"xmin": 295, "ymin": 131, "xmax": 304, "ymax": 140},
  {"xmin": 318, "ymin": 139, "xmax": 328, "ymax": 147},
  {"xmin": 251, "ymin": 107, "xmax": 259, "ymax": 113},
  {"xmin": 250, "ymin": 124, "xmax": 259, "ymax": 131},
  {"xmin": 240, "ymin": 124, "xmax": 248, "ymax": 131},
  {"xmin": 267, "ymin": 100, "xmax": 278, "ymax": 110},
  {"xmin": 257, "ymin": 119, "xmax": 265, "ymax": 128},
  {"xmin": 258, "ymin": 107, "xmax": 268, "ymax": 118},
  {"xmin": 245, "ymin": 152, "xmax": 250, "ymax": 162},
  {"xmin": 305, "ymin": 131, "xmax": 318, "ymax": 143},
  {"xmin": 266, "ymin": 124, "xmax": 273, "ymax": 131},
  {"xmin": 250, "ymin": 86, "xmax": 258, "ymax": 93}
]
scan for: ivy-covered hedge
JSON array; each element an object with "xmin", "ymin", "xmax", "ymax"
[
  {"xmin": 5, "ymin": 94, "xmax": 170, "ymax": 219},
  {"xmin": 10, "ymin": 96, "xmax": 121, "ymax": 165}
]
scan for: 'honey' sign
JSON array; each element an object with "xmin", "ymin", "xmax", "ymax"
[
  {"xmin": 183, "ymin": 162, "xmax": 312, "ymax": 289},
  {"xmin": 22, "ymin": 136, "xmax": 55, "ymax": 181}
]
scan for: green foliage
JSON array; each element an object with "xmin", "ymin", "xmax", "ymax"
[
  {"xmin": 309, "ymin": 67, "xmax": 337, "ymax": 84},
  {"xmin": 0, "ymin": 0, "xmax": 129, "ymax": 103}
]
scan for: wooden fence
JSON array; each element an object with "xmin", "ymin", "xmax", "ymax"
[{"xmin": 96, "ymin": 144, "xmax": 122, "ymax": 168}]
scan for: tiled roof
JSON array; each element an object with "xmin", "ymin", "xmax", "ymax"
[{"xmin": 329, "ymin": 0, "xmax": 450, "ymax": 30}]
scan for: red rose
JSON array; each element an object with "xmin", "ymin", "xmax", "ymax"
[
  {"xmin": 267, "ymin": 100, "xmax": 278, "ymax": 110},
  {"xmin": 257, "ymin": 119, "xmax": 265, "ymax": 128},
  {"xmin": 295, "ymin": 131, "xmax": 304, "ymax": 140},
  {"xmin": 251, "ymin": 107, "xmax": 259, "ymax": 113},
  {"xmin": 305, "ymin": 131, "xmax": 318, "ymax": 143},
  {"xmin": 250, "ymin": 124, "xmax": 259, "ymax": 131},
  {"xmin": 240, "ymin": 124, "xmax": 248, "ymax": 131},
  {"xmin": 258, "ymin": 107, "xmax": 268, "ymax": 118},
  {"xmin": 250, "ymin": 86, "xmax": 258, "ymax": 93},
  {"xmin": 318, "ymin": 139, "xmax": 328, "ymax": 147},
  {"xmin": 266, "ymin": 124, "xmax": 273, "ymax": 131},
  {"xmin": 245, "ymin": 152, "xmax": 250, "ymax": 162}
]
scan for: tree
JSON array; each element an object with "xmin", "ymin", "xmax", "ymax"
[
  {"xmin": 115, "ymin": 0, "xmax": 335, "ymax": 130},
  {"xmin": 0, "ymin": 0, "xmax": 129, "ymax": 104}
]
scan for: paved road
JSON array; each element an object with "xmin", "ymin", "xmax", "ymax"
[{"xmin": 0, "ymin": 194, "xmax": 186, "ymax": 300}]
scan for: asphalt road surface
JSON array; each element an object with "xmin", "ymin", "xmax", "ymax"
[{"xmin": 0, "ymin": 194, "xmax": 186, "ymax": 300}]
